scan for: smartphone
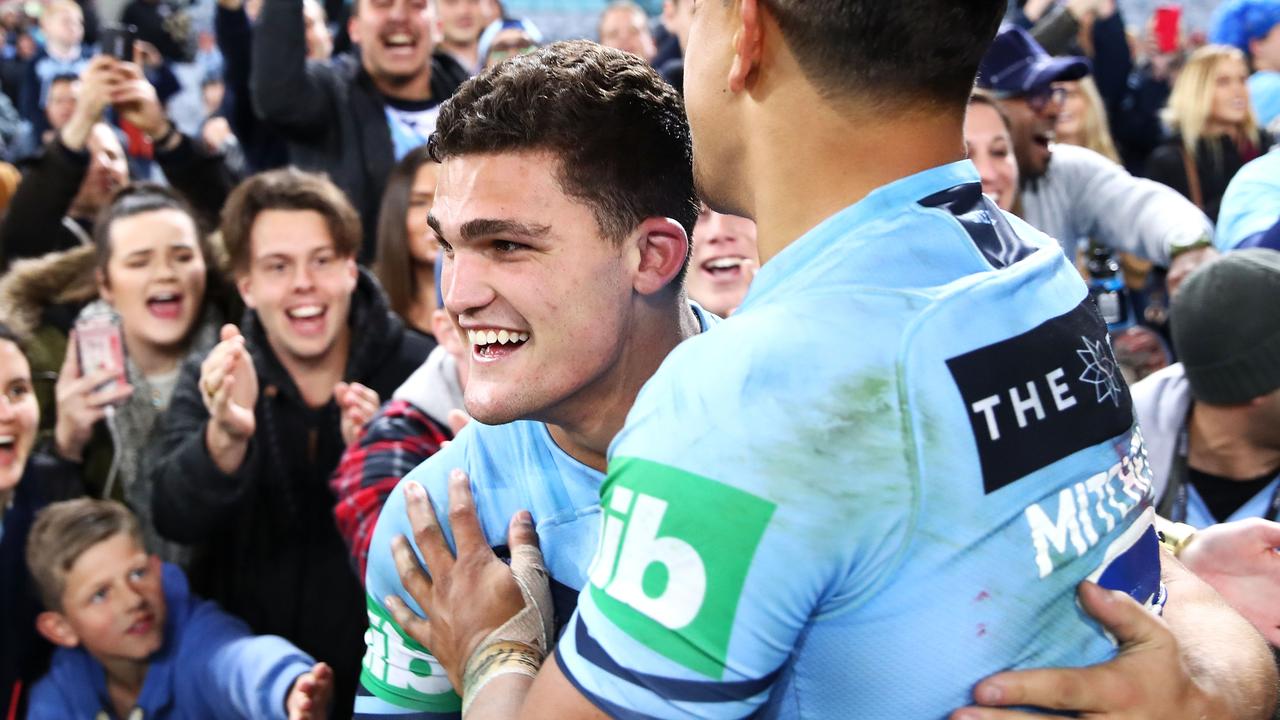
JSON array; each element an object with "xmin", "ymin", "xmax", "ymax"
[
  {"xmin": 98, "ymin": 23, "xmax": 137, "ymax": 61},
  {"xmin": 75, "ymin": 310, "xmax": 128, "ymax": 394},
  {"xmin": 1154, "ymin": 6, "xmax": 1182, "ymax": 54}
]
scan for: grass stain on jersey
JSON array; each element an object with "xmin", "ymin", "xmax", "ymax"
[{"xmin": 756, "ymin": 369, "xmax": 914, "ymax": 536}]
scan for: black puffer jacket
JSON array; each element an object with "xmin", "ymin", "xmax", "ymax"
[
  {"xmin": 250, "ymin": 0, "xmax": 468, "ymax": 263},
  {"xmin": 147, "ymin": 269, "xmax": 432, "ymax": 717}
]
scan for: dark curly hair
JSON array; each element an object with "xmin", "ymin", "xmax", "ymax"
[{"xmin": 429, "ymin": 40, "xmax": 699, "ymax": 256}]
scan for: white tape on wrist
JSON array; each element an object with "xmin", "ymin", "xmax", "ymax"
[{"xmin": 459, "ymin": 543, "xmax": 555, "ymax": 715}]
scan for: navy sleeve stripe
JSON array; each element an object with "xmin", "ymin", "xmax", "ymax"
[
  {"xmin": 555, "ymin": 648, "xmax": 677, "ymax": 720},
  {"xmin": 572, "ymin": 615, "xmax": 781, "ymax": 703}
]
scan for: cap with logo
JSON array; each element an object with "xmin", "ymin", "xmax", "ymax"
[
  {"xmin": 976, "ymin": 25, "xmax": 1092, "ymax": 97},
  {"xmin": 1172, "ymin": 249, "xmax": 1280, "ymax": 405}
]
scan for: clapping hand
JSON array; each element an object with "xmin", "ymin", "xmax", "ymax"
[{"xmin": 335, "ymin": 381, "xmax": 380, "ymax": 446}]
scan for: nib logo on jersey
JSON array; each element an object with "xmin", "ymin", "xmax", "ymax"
[
  {"xmin": 588, "ymin": 457, "xmax": 776, "ymax": 679},
  {"xmin": 946, "ymin": 298, "xmax": 1135, "ymax": 494}
]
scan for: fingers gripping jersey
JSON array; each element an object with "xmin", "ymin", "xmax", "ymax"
[
  {"xmin": 558, "ymin": 162, "xmax": 1164, "ymax": 719},
  {"xmin": 359, "ymin": 421, "xmax": 605, "ymax": 718},
  {"xmin": 358, "ymin": 306, "xmax": 716, "ymax": 718}
]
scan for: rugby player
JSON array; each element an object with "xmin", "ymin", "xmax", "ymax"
[
  {"xmin": 373, "ymin": 3, "xmax": 1280, "ymax": 718},
  {"xmin": 356, "ymin": 41, "xmax": 711, "ymax": 718}
]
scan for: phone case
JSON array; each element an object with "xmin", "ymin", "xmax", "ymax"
[{"xmin": 76, "ymin": 312, "xmax": 128, "ymax": 392}]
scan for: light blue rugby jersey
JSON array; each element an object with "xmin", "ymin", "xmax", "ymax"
[
  {"xmin": 358, "ymin": 304, "xmax": 716, "ymax": 719},
  {"xmin": 557, "ymin": 161, "xmax": 1165, "ymax": 719},
  {"xmin": 1216, "ymin": 150, "xmax": 1280, "ymax": 250}
]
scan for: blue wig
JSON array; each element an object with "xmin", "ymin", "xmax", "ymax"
[{"xmin": 1210, "ymin": 0, "xmax": 1280, "ymax": 53}]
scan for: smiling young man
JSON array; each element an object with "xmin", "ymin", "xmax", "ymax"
[
  {"xmin": 251, "ymin": 0, "xmax": 469, "ymax": 262},
  {"xmin": 147, "ymin": 169, "xmax": 433, "ymax": 715},
  {"xmin": 379, "ymin": 3, "xmax": 1278, "ymax": 718},
  {"xmin": 355, "ymin": 41, "xmax": 708, "ymax": 718}
]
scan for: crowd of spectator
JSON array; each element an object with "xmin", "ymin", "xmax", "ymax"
[{"xmin": 0, "ymin": 0, "xmax": 1277, "ymax": 717}]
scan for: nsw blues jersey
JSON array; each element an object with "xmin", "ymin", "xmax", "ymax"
[
  {"xmin": 557, "ymin": 161, "xmax": 1164, "ymax": 719},
  {"xmin": 359, "ymin": 305, "xmax": 715, "ymax": 718}
]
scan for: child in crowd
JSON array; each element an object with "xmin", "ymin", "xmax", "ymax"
[{"xmin": 24, "ymin": 498, "xmax": 333, "ymax": 719}]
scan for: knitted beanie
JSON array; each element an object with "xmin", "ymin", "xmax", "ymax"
[{"xmin": 1172, "ymin": 248, "xmax": 1280, "ymax": 404}]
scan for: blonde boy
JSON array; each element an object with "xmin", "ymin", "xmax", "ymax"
[{"xmin": 25, "ymin": 498, "xmax": 333, "ymax": 720}]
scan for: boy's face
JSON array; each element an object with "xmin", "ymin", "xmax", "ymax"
[
  {"xmin": 41, "ymin": 6, "xmax": 84, "ymax": 49},
  {"xmin": 237, "ymin": 209, "xmax": 358, "ymax": 366},
  {"xmin": 49, "ymin": 533, "xmax": 167, "ymax": 662}
]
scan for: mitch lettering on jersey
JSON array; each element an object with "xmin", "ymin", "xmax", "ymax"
[
  {"xmin": 946, "ymin": 298, "xmax": 1134, "ymax": 494},
  {"xmin": 1025, "ymin": 429, "xmax": 1155, "ymax": 581}
]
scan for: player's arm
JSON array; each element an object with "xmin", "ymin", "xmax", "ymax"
[
  {"xmin": 385, "ymin": 473, "xmax": 604, "ymax": 720},
  {"xmin": 953, "ymin": 551, "xmax": 1279, "ymax": 719}
]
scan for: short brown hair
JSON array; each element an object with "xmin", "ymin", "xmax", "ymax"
[
  {"xmin": 220, "ymin": 168, "xmax": 362, "ymax": 274},
  {"xmin": 429, "ymin": 41, "xmax": 698, "ymax": 251},
  {"xmin": 26, "ymin": 498, "xmax": 142, "ymax": 611}
]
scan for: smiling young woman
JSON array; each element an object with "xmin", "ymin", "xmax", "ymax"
[
  {"xmin": 0, "ymin": 184, "xmax": 231, "ymax": 568},
  {"xmin": 0, "ymin": 322, "xmax": 84, "ymax": 719},
  {"xmin": 1147, "ymin": 45, "xmax": 1274, "ymax": 221}
]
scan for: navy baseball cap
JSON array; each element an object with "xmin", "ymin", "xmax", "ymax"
[{"xmin": 977, "ymin": 25, "xmax": 1091, "ymax": 96}]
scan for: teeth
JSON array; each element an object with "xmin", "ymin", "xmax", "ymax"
[
  {"xmin": 0, "ymin": 435, "xmax": 13, "ymax": 445},
  {"xmin": 468, "ymin": 330, "xmax": 531, "ymax": 346},
  {"xmin": 150, "ymin": 293, "xmax": 178, "ymax": 302},
  {"xmin": 289, "ymin": 306, "xmax": 323, "ymax": 319},
  {"xmin": 706, "ymin": 257, "xmax": 744, "ymax": 270}
]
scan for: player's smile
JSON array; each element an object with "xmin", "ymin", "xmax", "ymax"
[{"xmin": 467, "ymin": 327, "xmax": 531, "ymax": 362}]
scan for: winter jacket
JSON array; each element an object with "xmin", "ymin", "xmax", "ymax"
[
  {"xmin": 214, "ymin": 3, "xmax": 290, "ymax": 173},
  {"xmin": 0, "ymin": 132, "xmax": 238, "ymax": 272},
  {"xmin": 28, "ymin": 564, "xmax": 314, "ymax": 720},
  {"xmin": 148, "ymin": 269, "xmax": 432, "ymax": 715},
  {"xmin": 1145, "ymin": 132, "xmax": 1274, "ymax": 223},
  {"xmin": 0, "ymin": 246, "xmax": 234, "ymax": 553},
  {"xmin": 0, "ymin": 452, "xmax": 84, "ymax": 720},
  {"xmin": 250, "ymin": 0, "xmax": 468, "ymax": 262},
  {"xmin": 331, "ymin": 345, "xmax": 460, "ymax": 576}
]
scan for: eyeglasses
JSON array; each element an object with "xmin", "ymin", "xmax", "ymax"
[{"xmin": 1024, "ymin": 85, "xmax": 1068, "ymax": 113}]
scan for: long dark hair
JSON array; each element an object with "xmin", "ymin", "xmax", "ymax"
[{"xmin": 374, "ymin": 145, "xmax": 436, "ymax": 323}]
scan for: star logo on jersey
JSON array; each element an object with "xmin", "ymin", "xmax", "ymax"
[{"xmin": 1077, "ymin": 336, "xmax": 1122, "ymax": 407}]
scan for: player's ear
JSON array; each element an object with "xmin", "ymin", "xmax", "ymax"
[
  {"xmin": 36, "ymin": 611, "xmax": 80, "ymax": 649},
  {"xmin": 728, "ymin": 0, "xmax": 764, "ymax": 93},
  {"xmin": 631, "ymin": 217, "xmax": 689, "ymax": 296}
]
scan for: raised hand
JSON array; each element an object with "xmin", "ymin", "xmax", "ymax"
[
  {"xmin": 1180, "ymin": 518, "xmax": 1280, "ymax": 646},
  {"xmin": 335, "ymin": 381, "xmax": 380, "ymax": 446},
  {"xmin": 54, "ymin": 333, "xmax": 133, "ymax": 462},
  {"xmin": 109, "ymin": 60, "xmax": 169, "ymax": 140},
  {"xmin": 200, "ymin": 325, "xmax": 258, "ymax": 473},
  {"xmin": 286, "ymin": 662, "xmax": 333, "ymax": 720},
  {"xmin": 61, "ymin": 56, "xmax": 119, "ymax": 150}
]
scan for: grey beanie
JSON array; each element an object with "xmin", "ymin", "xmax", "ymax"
[{"xmin": 1172, "ymin": 248, "xmax": 1280, "ymax": 405}]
